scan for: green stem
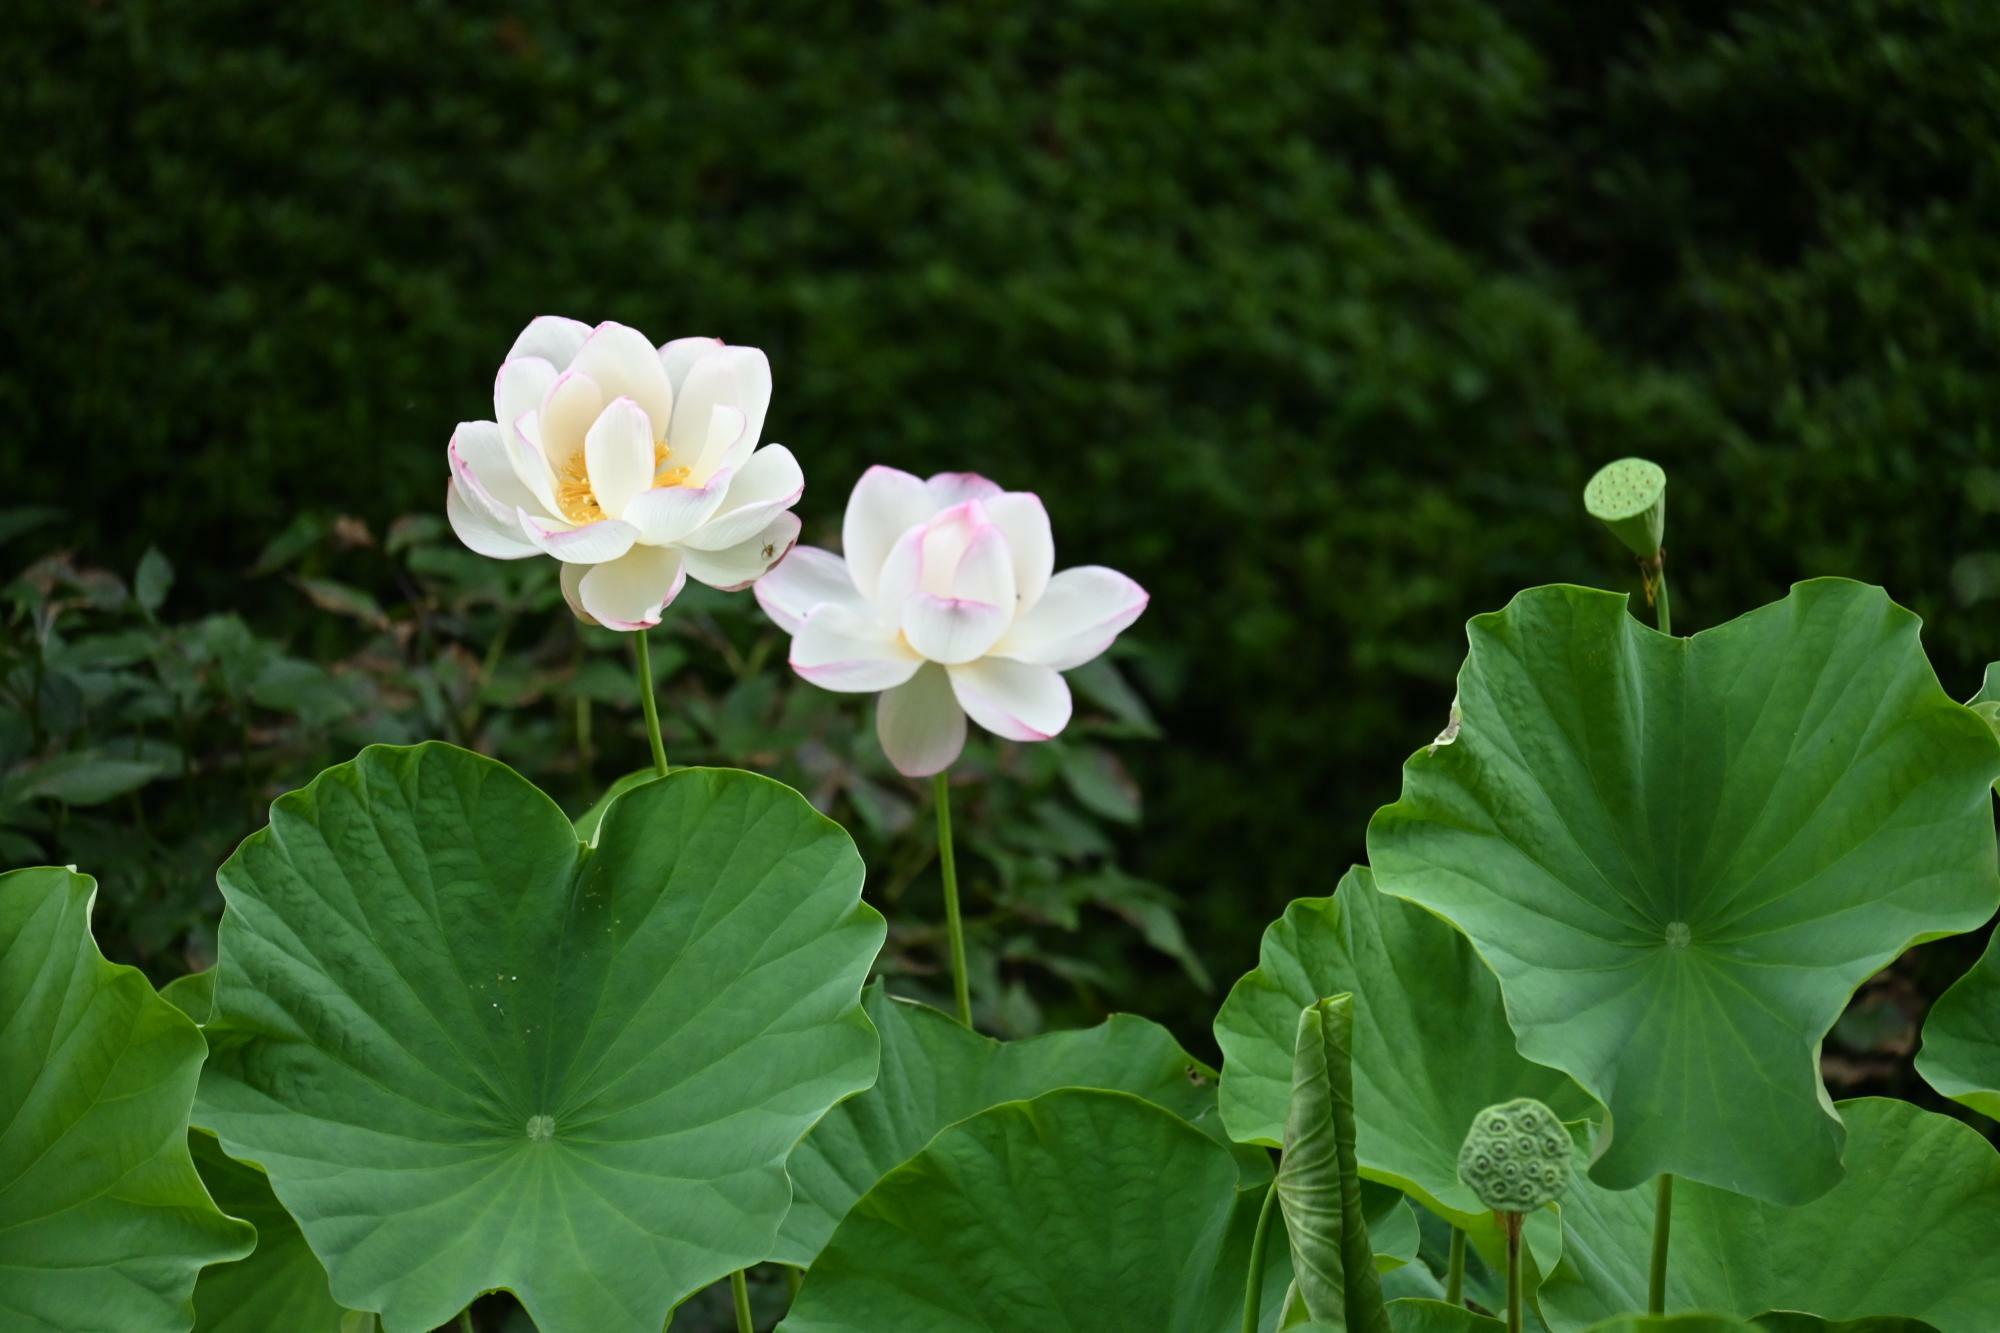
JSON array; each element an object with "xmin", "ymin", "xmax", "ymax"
[
  {"xmin": 786, "ymin": 1265, "xmax": 803, "ymax": 1301},
  {"xmin": 1648, "ymin": 1174, "xmax": 1674, "ymax": 1314},
  {"xmin": 633, "ymin": 629, "xmax": 669, "ymax": 777},
  {"xmin": 456, "ymin": 1308, "xmax": 475, "ymax": 1333},
  {"xmin": 1504, "ymin": 1210, "xmax": 1523, "ymax": 1333},
  {"xmin": 932, "ymin": 770, "xmax": 972, "ymax": 1027},
  {"xmin": 730, "ymin": 1267, "xmax": 754, "ymax": 1333},
  {"xmin": 1240, "ymin": 1180, "xmax": 1280, "ymax": 1333},
  {"xmin": 1653, "ymin": 564, "xmax": 1672, "ymax": 635},
  {"xmin": 1445, "ymin": 1225, "xmax": 1466, "ymax": 1306}
]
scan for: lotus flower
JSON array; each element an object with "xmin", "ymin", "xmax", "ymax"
[
  {"xmin": 445, "ymin": 317, "xmax": 803, "ymax": 629},
  {"xmin": 757, "ymin": 467, "xmax": 1148, "ymax": 776}
]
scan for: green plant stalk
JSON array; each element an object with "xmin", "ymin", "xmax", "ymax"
[
  {"xmin": 1649, "ymin": 1173, "xmax": 1674, "ymax": 1314},
  {"xmin": 456, "ymin": 1308, "xmax": 474, "ymax": 1333},
  {"xmin": 1652, "ymin": 563, "xmax": 1672, "ymax": 635},
  {"xmin": 1445, "ymin": 1225, "xmax": 1466, "ymax": 1306},
  {"xmin": 633, "ymin": 629, "xmax": 669, "ymax": 777},
  {"xmin": 933, "ymin": 771, "xmax": 972, "ymax": 1026},
  {"xmin": 731, "ymin": 1268, "xmax": 754, "ymax": 1333},
  {"xmin": 1503, "ymin": 1210, "xmax": 1523, "ymax": 1333},
  {"xmin": 1241, "ymin": 1180, "xmax": 1280, "ymax": 1333}
]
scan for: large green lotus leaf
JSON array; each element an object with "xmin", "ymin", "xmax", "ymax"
[
  {"xmin": 1367, "ymin": 580, "xmax": 2000, "ymax": 1202},
  {"xmin": 1914, "ymin": 925, "xmax": 2000, "ymax": 1117},
  {"xmin": 1579, "ymin": 1316, "xmax": 1934, "ymax": 1333},
  {"xmin": 781, "ymin": 1089, "xmax": 1270, "ymax": 1333},
  {"xmin": 195, "ymin": 743, "xmax": 885, "ymax": 1333},
  {"xmin": 1215, "ymin": 866, "xmax": 1596, "ymax": 1220},
  {"xmin": 1278, "ymin": 996, "xmax": 1390, "ymax": 1332},
  {"xmin": 188, "ymin": 1131, "xmax": 355, "ymax": 1333},
  {"xmin": 778, "ymin": 981, "xmax": 1263, "ymax": 1268},
  {"xmin": 0, "ymin": 866, "xmax": 253, "ymax": 1332},
  {"xmin": 1539, "ymin": 1099, "xmax": 1997, "ymax": 1332},
  {"xmin": 1382, "ymin": 1302, "xmax": 1505, "ymax": 1333}
]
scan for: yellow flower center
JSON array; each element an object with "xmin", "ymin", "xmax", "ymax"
[{"xmin": 553, "ymin": 442, "xmax": 691, "ymax": 524}]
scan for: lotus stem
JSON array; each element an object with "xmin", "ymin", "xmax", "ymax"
[
  {"xmin": 1651, "ymin": 561, "xmax": 1672, "ymax": 636},
  {"xmin": 456, "ymin": 1308, "xmax": 474, "ymax": 1333},
  {"xmin": 1445, "ymin": 1225, "xmax": 1466, "ymax": 1306},
  {"xmin": 1648, "ymin": 1173, "xmax": 1674, "ymax": 1314},
  {"xmin": 633, "ymin": 629, "xmax": 669, "ymax": 777},
  {"xmin": 1503, "ymin": 1210, "xmax": 1523, "ymax": 1333},
  {"xmin": 1241, "ymin": 1179, "xmax": 1280, "ymax": 1333},
  {"xmin": 731, "ymin": 1268, "xmax": 754, "ymax": 1332},
  {"xmin": 933, "ymin": 771, "xmax": 972, "ymax": 1026}
]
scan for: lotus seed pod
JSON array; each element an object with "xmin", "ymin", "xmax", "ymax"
[
  {"xmin": 1456, "ymin": 1097, "xmax": 1571, "ymax": 1212},
  {"xmin": 1583, "ymin": 457, "xmax": 1667, "ymax": 560}
]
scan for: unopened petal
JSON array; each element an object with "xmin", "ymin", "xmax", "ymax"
[
  {"xmin": 984, "ymin": 492, "xmax": 1054, "ymax": 610},
  {"xmin": 585, "ymin": 397, "xmax": 656, "ymax": 519},
  {"xmin": 569, "ymin": 322, "xmax": 673, "ymax": 434},
  {"xmin": 668, "ymin": 344, "xmax": 771, "ymax": 464},
  {"xmin": 506, "ymin": 316, "xmax": 593, "ymax": 369},
  {"xmin": 658, "ymin": 336, "xmax": 723, "ymax": 395},
  {"xmin": 538, "ymin": 371, "xmax": 604, "ymax": 472},
  {"xmin": 924, "ymin": 472, "xmax": 1003, "ymax": 508},
  {"xmin": 901, "ymin": 592, "xmax": 1011, "ymax": 665}
]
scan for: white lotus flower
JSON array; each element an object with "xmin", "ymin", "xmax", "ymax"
[
  {"xmin": 445, "ymin": 317, "xmax": 803, "ymax": 629},
  {"xmin": 757, "ymin": 467, "xmax": 1148, "ymax": 777}
]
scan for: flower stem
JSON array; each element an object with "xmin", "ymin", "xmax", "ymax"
[
  {"xmin": 456, "ymin": 1308, "xmax": 474, "ymax": 1333},
  {"xmin": 1445, "ymin": 1225, "xmax": 1466, "ymax": 1306},
  {"xmin": 1648, "ymin": 1174, "xmax": 1674, "ymax": 1314},
  {"xmin": 932, "ymin": 771, "xmax": 972, "ymax": 1026},
  {"xmin": 632, "ymin": 628, "xmax": 669, "ymax": 777},
  {"xmin": 1240, "ymin": 1180, "xmax": 1279, "ymax": 1333},
  {"xmin": 730, "ymin": 1268, "xmax": 754, "ymax": 1333},
  {"xmin": 1503, "ymin": 1210, "xmax": 1523, "ymax": 1333},
  {"xmin": 1653, "ymin": 566, "xmax": 1672, "ymax": 635}
]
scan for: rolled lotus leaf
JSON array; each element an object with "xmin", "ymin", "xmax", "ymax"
[
  {"xmin": 1456, "ymin": 1098, "xmax": 1571, "ymax": 1213},
  {"xmin": 1583, "ymin": 457, "xmax": 1666, "ymax": 559}
]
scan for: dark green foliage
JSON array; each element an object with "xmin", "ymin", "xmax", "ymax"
[{"xmin": 6, "ymin": 0, "xmax": 1998, "ymax": 1043}]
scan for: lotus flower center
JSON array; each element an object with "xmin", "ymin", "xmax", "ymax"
[{"xmin": 554, "ymin": 442, "xmax": 692, "ymax": 524}]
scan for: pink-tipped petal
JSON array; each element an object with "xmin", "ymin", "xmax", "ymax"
[
  {"xmin": 447, "ymin": 481, "xmax": 538, "ymax": 559},
  {"xmin": 877, "ymin": 663, "xmax": 968, "ymax": 777},
  {"xmin": 901, "ymin": 593, "xmax": 1011, "ymax": 665},
  {"xmin": 949, "ymin": 521, "xmax": 1017, "ymax": 609},
  {"xmin": 984, "ymin": 492, "xmax": 1054, "ymax": 610},
  {"xmin": 924, "ymin": 472, "xmax": 1004, "ymax": 508},
  {"xmin": 791, "ymin": 602, "xmax": 923, "ymax": 693},
  {"xmin": 585, "ymin": 397, "xmax": 656, "ymax": 519},
  {"xmin": 506, "ymin": 316, "xmax": 593, "ymax": 369},
  {"xmin": 842, "ymin": 465, "xmax": 933, "ymax": 602},
  {"xmin": 683, "ymin": 404, "xmax": 749, "ymax": 484},
  {"xmin": 623, "ymin": 468, "xmax": 733, "ymax": 546},
  {"xmin": 658, "ymin": 335, "xmax": 724, "ymax": 394},
  {"xmin": 517, "ymin": 509, "xmax": 640, "ymax": 564},
  {"xmin": 948, "ymin": 657, "xmax": 1072, "ymax": 742},
  {"xmin": 569, "ymin": 322, "xmax": 674, "ymax": 433},
  {"xmin": 578, "ymin": 546, "xmax": 686, "ymax": 630},
  {"xmin": 448, "ymin": 420, "xmax": 535, "ymax": 523},
  {"xmin": 754, "ymin": 546, "xmax": 868, "ymax": 635},
  {"xmin": 917, "ymin": 501, "xmax": 989, "ymax": 596},
  {"xmin": 538, "ymin": 370, "xmax": 604, "ymax": 472},
  {"xmin": 668, "ymin": 344, "xmax": 771, "ymax": 470},
  {"xmin": 682, "ymin": 444, "xmax": 804, "ymax": 551},
  {"xmin": 874, "ymin": 522, "xmax": 927, "ymax": 615},
  {"xmin": 994, "ymin": 566, "xmax": 1149, "ymax": 670},
  {"xmin": 505, "ymin": 412, "xmax": 560, "ymax": 515},
  {"xmin": 559, "ymin": 562, "xmax": 595, "ymax": 624},
  {"xmin": 496, "ymin": 356, "xmax": 557, "ymax": 455},
  {"xmin": 680, "ymin": 511, "xmax": 801, "ymax": 591}
]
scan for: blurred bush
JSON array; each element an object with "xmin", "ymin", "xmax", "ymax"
[{"xmin": 6, "ymin": 0, "xmax": 2000, "ymax": 1040}]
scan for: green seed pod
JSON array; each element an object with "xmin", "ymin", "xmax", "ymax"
[
  {"xmin": 1583, "ymin": 457, "xmax": 1667, "ymax": 560},
  {"xmin": 1457, "ymin": 1097, "xmax": 1571, "ymax": 1213}
]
